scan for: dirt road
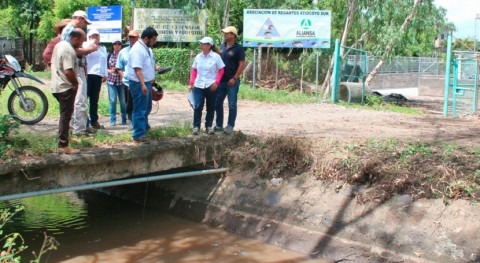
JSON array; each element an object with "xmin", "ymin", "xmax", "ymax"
[{"xmin": 30, "ymin": 91, "xmax": 480, "ymax": 147}]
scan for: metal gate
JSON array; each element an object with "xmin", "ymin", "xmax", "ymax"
[{"xmin": 450, "ymin": 55, "xmax": 478, "ymax": 116}]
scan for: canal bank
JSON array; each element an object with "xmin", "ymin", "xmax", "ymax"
[{"xmin": 2, "ymin": 133, "xmax": 480, "ymax": 262}]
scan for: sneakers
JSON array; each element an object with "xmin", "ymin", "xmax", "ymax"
[
  {"xmin": 85, "ymin": 127, "xmax": 97, "ymax": 134},
  {"xmin": 192, "ymin": 127, "xmax": 200, "ymax": 135},
  {"xmin": 91, "ymin": 122, "xmax": 104, "ymax": 130},
  {"xmin": 214, "ymin": 126, "xmax": 223, "ymax": 132},
  {"xmin": 133, "ymin": 136, "xmax": 149, "ymax": 143},
  {"xmin": 224, "ymin": 126, "xmax": 234, "ymax": 134},
  {"xmin": 58, "ymin": 146, "xmax": 80, "ymax": 154},
  {"xmin": 207, "ymin": 127, "xmax": 215, "ymax": 135}
]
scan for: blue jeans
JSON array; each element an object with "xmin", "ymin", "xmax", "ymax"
[
  {"xmin": 107, "ymin": 84, "xmax": 126, "ymax": 125},
  {"xmin": 215, "ymin": 80, "xmax": 239, "ymax": 128},
  {"xmin": 129, "ymin": 80, "xmax": 152, "ymax": 140},
  {"xmin": 192, "ymin": 86, "xmax": 217, "ymax": 129}
]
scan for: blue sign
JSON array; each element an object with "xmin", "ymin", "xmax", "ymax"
[{"xmin": 87, "ymin": 5, "xmax": 123, "ymax": 43}]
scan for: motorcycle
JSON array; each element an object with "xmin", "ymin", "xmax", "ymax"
[{"xmin": 0, "ymin": 53, "xmax": 48, "ymax": 125}]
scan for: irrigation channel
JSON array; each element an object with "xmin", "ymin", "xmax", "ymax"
[{"xmin": 0, "ymin": 190, "xmax": 327, "ymax": 263}]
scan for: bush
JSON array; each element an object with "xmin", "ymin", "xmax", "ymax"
[
  {"xmin": 0, "ymin": 115, "xmax": 19, "ymax": 157},
  {"xmin": 153, "ymin": 48, "xmax": 194, "ymax": 84}
]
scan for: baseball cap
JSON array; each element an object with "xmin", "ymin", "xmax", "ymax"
[
  {"xmin": 112, "ymin": 37, "xmax": 122, "ymax": 44},
  {"xmin": 72, "ymin": 10, "xmax": 92, "ymax": 25},
  {"xmin": 221, "ymin": 26, "xmax": 238, "ymax": 36},
  {"xmin": 128, "ymin": 30, "xmax": 139, "ymax": 37},
  {"xmin": 87, "ymin": 28, "xmax": 100, "ymax": 38},
  {"xmin": 199, "ymin": 36, "xmax": 214, "ymax": 45}
]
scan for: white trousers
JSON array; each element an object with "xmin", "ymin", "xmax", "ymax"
[{"xmin": 72, "ymin": 68, "xmax": 88, "ymax": 134}]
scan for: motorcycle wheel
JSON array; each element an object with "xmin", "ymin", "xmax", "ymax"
[{"xmin": 7, "ymin": 85, "xmax": 49, "ymax": 125}]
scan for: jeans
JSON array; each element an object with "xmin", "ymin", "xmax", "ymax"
[
  {"xmin": 53, "ymin": 89, "xmax": 75, "ymax": 147},
  {"xmin": 192, "ymin": 86, "xmax": 217, "ymax": 129},
  {"xmin": 124, "ymin": 84, "xmax": 133, "ymax": 121},
  {"xmin": 87, "ymin": 74, "xmax": 103, "ymax": 124},
  {"xmin": 107, "ymin": 83, "xmax": 126, "ymax": 124},
  {"xmin": 215, "ymin": 79, "xmax": 239, "ymax": 128},
  {"xmin": 72, "ymin": 68, "xmax": 88, "ymax": 134},
  {"xmin": 129, "ymin": 80, "xmax": 152, "ymax": 140}
]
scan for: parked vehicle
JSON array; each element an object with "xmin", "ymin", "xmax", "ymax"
[{"xmin": 0, "ymin": 53, "xmax": 48, "ymax": 124}]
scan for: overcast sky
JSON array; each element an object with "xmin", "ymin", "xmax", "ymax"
[{"xmin": 435, "ymin": 0, "xmax": 480, "ymax": 39}]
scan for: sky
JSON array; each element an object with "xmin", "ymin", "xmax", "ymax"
[{"xmin": 435, "ymin": 0, "xmax": 480, "ymax": 39}]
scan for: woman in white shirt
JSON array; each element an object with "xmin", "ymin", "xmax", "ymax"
[
  {"xmin": 84, "ymin": 28, "xmax": 107, "ymax": 129},
  {"xmin": 189, "ymin": 36, "xmax": 225, "ymax": 135}
]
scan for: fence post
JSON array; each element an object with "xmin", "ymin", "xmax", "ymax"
[
  {"xmin": 315, "ymin": 49, "xmax": 319, "ymax": 101},
  {"xmin": 331, "ymin": 39, "xmax": 341, "ymax": 103},
  {"xmin": 275, "ymin": 52, "xmax": 279, "ymax": 90},
  {"xmin": 443, "ymin": 33, "xmax": 453, "ymax": 116},
  {"xmin": 252, "ymin": 48, "xmax": 257, "ymax": 89}
]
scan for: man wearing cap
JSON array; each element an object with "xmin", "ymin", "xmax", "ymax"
[
  {"xmin": 127, "ymin": 27, "xmax": 161, "ymax": 142},
  {"xmin": 61, "ymin": 10, "xmax": 99, "ymax": 136},
  {"xmin": 107, "ymin": 37, "xmax": 126, "ymax": 126},
  {"xmin": 84, "ymin": 28, "xmax": 108, "ymax": 130},
  {"xmin": 214, "ymin": 26, "xmax": 245, "ymax": 134},
  {"xmin": 43, "ymin": 18, "xmax": 71, "ymax": 68},
  {"xmin": 115, "ymin": 30, "xmax": 140, "ymax": 128}
]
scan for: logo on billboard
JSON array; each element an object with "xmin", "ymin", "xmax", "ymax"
[
  {"xmin": 297, "ymin": 18, "xmax": 315, "ymax": 37},
  {"xmin": 256, "ymin": 18, "xmax": 281, "ymax": 39}
]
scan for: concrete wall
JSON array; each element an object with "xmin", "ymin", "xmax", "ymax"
[
  {"xmin": 150, "ymin": 171, "xmax": 480, "ymax": 263},
  {"xmin": 369, "ymin": 73, "xmax": 420, "ymax": 89}
]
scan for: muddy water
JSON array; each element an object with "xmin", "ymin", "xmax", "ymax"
[{"xmin": 0, "ymin": 191, "xmax": 324, "ymax": 263}]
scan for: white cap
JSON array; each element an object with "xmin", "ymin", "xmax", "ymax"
[
  {"xmin": 87, "ymin": 28, "xmax": 100, "ymax": 38},
  {"xmin": 72, "ymin": 10, "xmax": 92, "ymax": 25},
  {"xmin": 199, "ymin": 36, "xmax": 214, "ymax": 45},
  {"xmin": 112, "ymin": 37, "xmax": 122, "ymax": 44}
]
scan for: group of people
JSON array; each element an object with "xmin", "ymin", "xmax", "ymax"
[
  {"xmin": 189, "ymin": 26, "xmax": 245, "ymax": 135},
  {"xmin": 45, "ymin": 9, "xmax": 245, "ymax": 154}
]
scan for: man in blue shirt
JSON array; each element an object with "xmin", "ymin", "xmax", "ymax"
[
  {"xmin": 215, "ymin": 26, "xmax": 246, "ymax": 134},
  {"xmin": 116, "ymin": 30, "xmax": 140, "ymax": 128}
]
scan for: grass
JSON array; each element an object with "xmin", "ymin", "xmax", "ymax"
[{"xmin": 3, "ymin": 122, "xmax": 191, "ymax": 158}]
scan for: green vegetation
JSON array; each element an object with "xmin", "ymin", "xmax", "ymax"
[{"xmin": 0, "ymin": 121, "xmax": 191, "ymax": 158}]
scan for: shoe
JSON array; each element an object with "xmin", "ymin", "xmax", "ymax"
[
  {"xmin": 58, "ymin": 146, "xmax": 80, "ymax": 154},
  {"xmin": 192, "ymin": 127, "xmax": 200, "ymax": 135},
  {"xmin": 214, "ymin": 126, "xmax": 223, "ymax": 132},
  {"xmin": 133, "ymin": 136, "xmax": 149, "ymax": 143},
  {"xmin": 85, "ymin": 127, "xmax": 97, "ymax": 134},
  {"xmin": 207, "ymin": 127, "xmax": 215, "ymax": 135},
  {"xmin": 91, "ymin": 122, "xmax": 104, "ymax": 129},
  {"xmin": 69, "ymin": 137, "xmax": 80, "ymax": 143},
  {"xmin": 224, "ymin": 126, "xmax": 233, "ymax": 134},
  {"xmin": 110, "ymin": 122, "xmax": 116, "ymax": 127},
  {"xmin": 121, "ymin": 120, "xmax": 127, "ymax": 125}
]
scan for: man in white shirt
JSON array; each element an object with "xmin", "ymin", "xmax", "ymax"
[
  {"xmin": 84, "ymin": 28, "xmax": 107, "ymax": 129},
  {"xmin": 127, "ymin": 27, "xmax": 160, "ymax": 142}
]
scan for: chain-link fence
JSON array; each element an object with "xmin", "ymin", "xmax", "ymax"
[{"xmin": 243, "ymin": 48, "xmax": 446, "ymax": 93}]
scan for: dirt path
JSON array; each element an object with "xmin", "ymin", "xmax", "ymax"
[{"xmin": 28, "ymin": 91, "xmax": 480, "ymax": 147}]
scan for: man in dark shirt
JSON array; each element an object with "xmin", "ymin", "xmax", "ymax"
[{"xmin": 215, "ymin": 26, "xmax": 245, "ymax": 134}]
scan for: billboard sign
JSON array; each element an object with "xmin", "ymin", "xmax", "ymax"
[
  {"xmin": 243, "ymin": 9, "xmax": 331, "ymax": 48},
  {"xmin": 87, "ymin": 5, "xmax": 122, "ymax": 43},
  {"xmin": 133, "ymin": 8, "xmax": 207, "ymax": 42}
]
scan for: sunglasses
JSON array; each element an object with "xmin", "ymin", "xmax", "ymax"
[{"xmin": 128, "ymin": 35, "xmax": 138, "ymax": 38}]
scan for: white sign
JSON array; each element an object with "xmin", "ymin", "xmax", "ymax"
[
  {"xmin": 87, "ymin": 5, "xmax": 122, "ymax": 43},
  {"xmin": 243, "ymin": 9, "xmax": 331, "ymax": 48},
  {"xmin": 133, "ymin": 8, "xmax": 207, "ymax": 42}
]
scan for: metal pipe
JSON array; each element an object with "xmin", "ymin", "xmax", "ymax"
[{"xmin": 0, "ymin": 168, "xmax": 229, "ymax": 202}]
